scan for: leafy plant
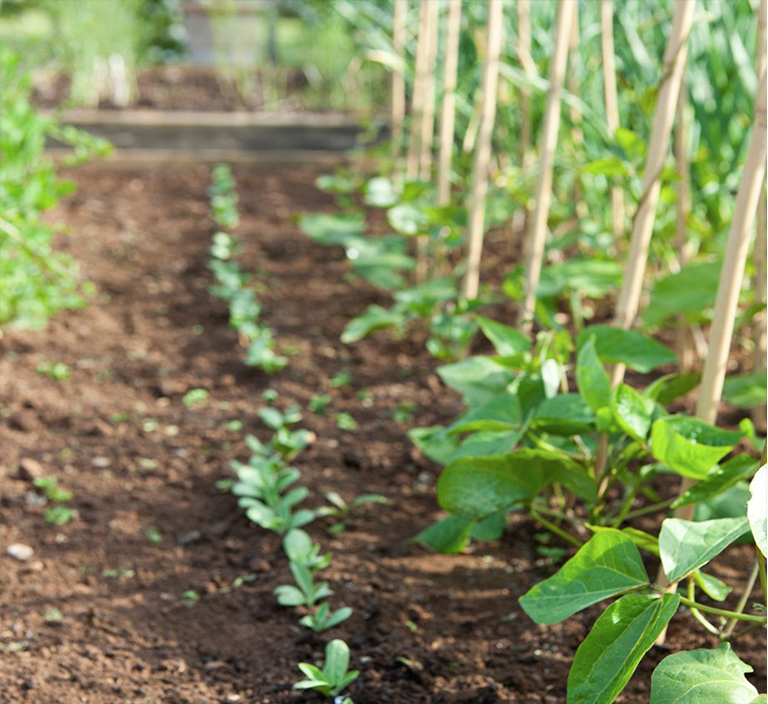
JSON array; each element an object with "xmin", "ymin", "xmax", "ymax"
[
  {"xmin": 182, "ymin": 388, "xmax": 208, "ymax": 407},
  {"xmin": 294, "ymin": 639, "xmax": 359, "ymax": 699},
  {"xmin": 316, "ymin": 491, "xmax": 388, "ymax": 534},
  {"xmin": 274, "ymin": 561, "xmax": 333, "ymax": 607},
  {"xmin": 309, "ymin": 393, "xmax": 332, "ymax": 415},
  {"xmin": 36, "ymin": 361, "xmax": 70, "ymax": 381},
  {"xmin": 299, "ymin": 602, "xmax": 353, "ymax": 633},
  {"xmin": 33, "ymin": 476, "xmax": 74, "ymax": 525},
  {"xmin": 335, "ymin": 412, "xmax": 358, "ymax": 431}
]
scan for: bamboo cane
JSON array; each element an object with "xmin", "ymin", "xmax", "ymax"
[
  {"xmin": 461, "ymin": 0, "xmax": 504, "ymax": 300},
  {"xmin": 654, "ymin": 70, "xmax": 767, "ymax": 623},
  {"xmin": 437, "ymin": 0, "xmax": 462, "ymax": 206},
  {"xmin": 518, "ymin": 0, "xmax": 533, "ymax": 168},
  {"xmin": 601, "ymin": 0, "xmax": 625, "ymax": 239},
  {"xmin": 568, "ymin": 8, "xmax": 586, "ymax": 220},
  {"xmin": 517, "ymin": 0, "xmax": 577, "ymax": 329},
  {"xmin": 405, "ymin": 0, "xmax": 432, "ymax": 180},
  {"xmin": 753, "ymin": 0, "xmax": 767, "ymax": 385},
  {"xmin": 392, "ymin": 0, "xmax": 407, "ymax": 164},
  {"xmin": 612, "ymin": 0, "xmax": 696, "ymax": 336},
  {"xmin": 419, "ymin": 0, "xmax": 440, "ymax": 182}
]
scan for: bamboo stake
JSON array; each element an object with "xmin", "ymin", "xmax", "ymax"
[
  {"xmin": 601, "ymin": 0, "xmax": 625, "ymax": 239},
  {"xmin": 567, "ymin": 8, "xmax": 586, "ymax": 220},
  {"xmin": 437, "ymin": 0, "xmax": 462, "ymax": 206},
  {"xmin": 657, "ymin": 67, "xmax": 767, "ymax": 593},
  {"xmin": 418, "ymin": 0, "xmax": 440, "ymax": 181},
  {"xmin": 612, "ymin": 0, "xmax": 696, "ymax": 337},
  {"xmin": 517, "ymin": 0, "xmax": 577, "ymax": 329},
  {"xmin": 518, "ymin": 0, "xmax": 533, "ymax": 168},
  {"xmin": 753, "ymin": 0, "xmax": 767, "ymax": 385},
  {"xmin": 392, "ymin": 0, "xmax": 407, "ymax": 164},
  {"xmin": 461, "ymin": 0, "xmax": 504, "ymax": 300},
  {"xmin": 405, "ymin": 0, "xmax": 432, "ymax": 180}
]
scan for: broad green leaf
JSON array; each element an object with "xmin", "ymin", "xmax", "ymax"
[
  {"xmin": 437, "ymin": 357, "xmax": 514, "ymax": 405},
  {"xmin": 644, "ymin": 262, "xmax": 721, "ymax": 327},
  {"xmin": 616, "ymin": 127, "xmax": 646, "ymax": 159},
  {"xmin": 724, "ymin": 372, "xmax": 768, "ymax": 408},
  {"xmin": 387, "ymin": 202, "xmax": 429, "ymax": 235},
  {"xmin": 589, "ymin": 525, "xmax": 659, "ymax": 556},
  {"xmin": 538, "ymin": 260, "xmax": 623, "ymax": 298},
  {"xmin": 532, "ymin": 394, "xmax": 595, "ymax": 435},
  {"xmin": 475, "ymin": 315, "xmax": 531, "ymax": 355},
  {"xmin": 363, "ymin": 176, "xmax": 398, "ymax": 207},
  {"xmin": 576, "ymin": 337, "xmax": 611, "ymax": 412},
  {"xmin": 695, "ymin": 483, "xmax": 752, "ymax": 522},
  {"xmin": 650, "ymin": 643, "xmax": 759, "ymax": 704},
  {"xmin": 414, "ymin": 515, "xmax": 473, "ymax": 554},
  {"xmin": 659, "ymin": 517, "xmax": 750, "ymax": 583},
  {"xmin": 651, "ymin": 417, "xmax": 740, "ymax": 480},
  {"xmin": 577, "ymin": 325, "xmax": 677, "ymax": 372},
  {"xmin": 448, "ymin": 391, "xmax": 522, "ymax": 435},
  {"xmin": 299, "ymin": 213, "xmax": 364, "ymax": 246},
  {"xmin": 582, "ymin": 157, "xmax": 629, "ymax": 177},
  {"xmin": 437, "ymin": 449, "xmax": 592, "ymax": 520},
  {"xmin": 567, "ymin": 593, "xmax": 680, "ymax": 704},
  {"xmin": 747, "ymin": 465, "xmax": 767, "ymax": 557},
  {"xmin": 450, "ymin": 430, "xmax": 522, "ymax": 461},
  {"xmin": 471, "ymin": 511, "xmax": 507, "ymax": 541},
  {"xmin": 645, "ymin": 372, "xmax": 701, "ymax": 405},
  {"xmin": 324, "ymin": 639, "xmax": 350, "ymax": 683},
  {"xmin": 341, "ymin": 304, "xmax": 404, "ymax": 343},
  {"xmin": 519, "ymin": 530, "xmax": 648, "ymax": 625},
  {"xmin": 408, "ymin": 426, "xmax": 459, "ymax": 466},
  {"xmin": 672, "ymin": 455, "xmax": 759, "ymax": 508},
  {"xmin": 613, "ymin": 384, "xmax": 654, "ymax": 441}
]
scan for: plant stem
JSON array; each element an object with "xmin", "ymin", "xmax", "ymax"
[
  {"xmin": 610, "ymin": 483, "xmax": 642, "ymax": 528},
  {"xmin": 687, "ymin": 577, "xmax": 722, "ymax": 636},
  {"xmin": 622, "ymin": 498, "xmax": 674, "ymax": 521},
  {"xmin": 677, "ymin": 596, "xmax": 767, "ymax": 624},
  {"xmin": 723, "ymin": 561, "xmax": 760, "ymax": 637},
  {"xmin": 530, "ymin": 509, "xmax": 582, "ymax": 548},
  {"xmin": 757, "ymin": 549, "xmax": 767, "ymax": 609}
]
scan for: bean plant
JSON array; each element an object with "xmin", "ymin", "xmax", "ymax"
[{"xmin": 294, "ymin": 639, "xmax": 358, "ymax": 701}]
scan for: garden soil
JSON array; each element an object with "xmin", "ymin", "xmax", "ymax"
[{"xmin": 0, "ymin": 163, "xmax": 764, "ymax": 703}]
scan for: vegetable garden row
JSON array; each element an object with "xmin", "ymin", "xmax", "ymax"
[{"xmin": 1, "ymin": 0, "xmax": 767, "ymax": 702}]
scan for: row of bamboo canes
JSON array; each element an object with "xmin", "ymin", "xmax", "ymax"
[{"xmin": 389, "ymin": 0, "xmax": 766, "ymax": 430}]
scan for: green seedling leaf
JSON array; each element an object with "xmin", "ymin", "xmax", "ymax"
[
  {"xmin": 582, "ymin": 157, "xmax": 629, "ymax": 176},
  {"xmin": 671, "ymin": 455, "xmax": 759, "ymax": 508},
  {"xmin": 182, "ymin": 388, "xmax": 208, "ymax": 407},
  {"xmin": 520, "ymin": 530, "xmax": 648, "ymax": 624},
  {"xmin": 471, "ymin": 511, "xmax": 507, "ymax": 541},
  {"xmin": 388, "ymin": 202, "xmax": 429, "ymax": 235},
  {"xmin": 576, "ymin": 337, "xmax": 611, "ymax": 412},
  {"xmin": 274, "ymin": 585, "xmax": 306, "ymax": 607},
  {"xmin": 330, "ymin": 371, "xmax": 352, "ymax": 388},
  {"xmin": 567, "ymin": 593, "xmax": 680, "ymax": 704},
  {"xmin": 576, "ymin": 325, "xmax": 677, "ymax": 372},
  {"xmin": 659, "ymin": 516, "xmax": 750, "ymax": 583},
  {"xmin": 414, "ymin": 515, "xmax": 474, "ymax": 554},
  {"xmin": 437, "ymin": 356, "xmax": 515, "ymax": 405},
  {"xmin": 613, "ymin": 384, "xmax": 654, "ymax": 441},
  {"xmin": 724, "ymin": 372, "xmax": 768, "ymax": 408},
  {"xmin": 651, "ymin": 417, "xmax": 740, "ymax": 480},
  {"xmin": 364, "ymin": 175, "xmax": 399, "ymax": 207},
  {"xmin": 644, "ymin": 261, "xmax": 721, "ymax": 327},
  {"xmin": 475, "ymin": 315, "xmax": 531, "ymax": 356},
  {"xmin": 308, "ymin": 393, "xmax": 331, "ymax": 414},
  {"xmin": 335, "ymin": 412, "xmax": 357, "ymax": 431},
  {"xmin": 532, "ymin": 394, "xmax": 595, "ymax": 436},
  {"xmin": 299, "ymin": 213, "xmax": 365, "ymax": 246},
  {"xmin": 258, "ymin": 407, "xmax": 284, "ymax": 429},
  {"xmin": 45, "ymin": 506, "xmax": 74, "ymax": 525},
  {"xmin": 747, "ymin": 465, "xmax": 767, "ymax": 557},
  {"xmin": 448, "ymin": 391, "xmax": 523, "ymax": 435},
  {"xmin": 650, "ymin": 643, "xmax": 759, "ymax": 704}
]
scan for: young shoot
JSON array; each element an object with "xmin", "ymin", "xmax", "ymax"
[
  {"xmin": 274, "ymin": 561, "xmax": 333, "ymax": 607},
  {"xmin": 294, "ymin": 639, "xmax": 359, "ymax": 699}
]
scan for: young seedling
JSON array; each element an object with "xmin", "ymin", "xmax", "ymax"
[
  {"xmin": 330, "ymin": 371, "xmax": 352, "ymax": 389},
  {"xmin": 316, "ymin": 492, "xmax": 389, "ymax": 535},
  {"xmin": 274, "ymin": 561, "xmax": 333, "ymax": 607},
  {"xmin": 36, "ymin": 362, "xmax": 70, "ymax": 381},
  {"xmin": 335, "ymin": 412, "xmax": 358, "ymax": 431},
  {"xmin": 182, "ymin": 388, "xmax": 208, "ymax": 408},
  {"xmin": 33, "ymin": 476, "xmax": 75, "ymax": 525},
  {"xmin": 309, "ymin": 393, "xmax": 332, "ymax": 415},
  {"xmin": 299, "ymin": 602, "xmax": 353, "ymax": 633},
  {"xmin": 256, "ymin": 407, "xmax": 313, "ymax": 459},
  {"xmin": 283, "ymin": 528, "xmax": 332, "ymax": 572},
  {"xmin": 294, "ymin": 639, "xmax": 359, "ymax": 699}
]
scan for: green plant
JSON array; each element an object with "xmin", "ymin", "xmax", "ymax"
[
  {"xmin": 283, "ymin": 528, "xmax": 332, "ymax": 572},
  {"xmin": 33, "ymin": 476, "xmax": 74, "ymax": 525},
  {"xmin": 309, "ymin": 393, "xmax": 332, "ymax": 415},
  {"xmin": 316, "ymin": 491, "xmax": 388, "ymax": 534},
  {"xmin": 258, "ymin": 406, "xmax": 312, "ymax": 458},
  {"xmin": 274, "ymin": 561, "xmax": 333, "ymax": 607},
  {"xmin": 299, "ymin": 602, "xmax": 353, "ymax": 633},
  {"xmin": 330, "ymin": 371, "xmax": 352, "ymax": 389},
  {"xmin": 182, "ymin": 388, "xmax": 208, "ymax": 407},
  {"xmin": 36, "ymin": 361, "xmax": 70, "ymax": 380},
  {"xmin": 335, "ymin": 412, "xmax": 358, "ymax": 431},
  {"xmin": 293, "ymin": 639, "xmax": 359, "ymax": 699}
]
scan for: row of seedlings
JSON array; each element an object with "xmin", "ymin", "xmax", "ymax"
[
  {"xmin": 228, "ymin": 400, "xmax": 361, "ymax": 701},
  {"xmin": 207, "ymin": 164, "xmax": 287, "ymax": 373}
]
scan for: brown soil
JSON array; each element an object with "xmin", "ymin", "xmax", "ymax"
[
  {"xmin": 0, "ymin": 163, "xmax": 764, "ymax": 704},
  {"xmin": 33, "ymin": 65, "xmax": 333, "ymax": 113}
]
